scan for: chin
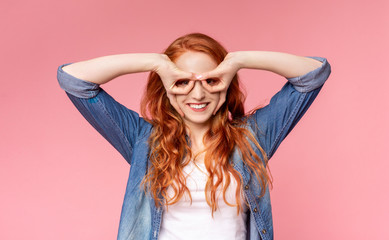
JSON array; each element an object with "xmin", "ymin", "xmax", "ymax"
[{"xmin": 183, "ymin": 115, "xmax": 213, "ymax": 126}]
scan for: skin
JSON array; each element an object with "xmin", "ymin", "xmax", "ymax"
[
  {"xmin": 174, "ymin": 52, "xmax": 220, "ymax": 129},
  {"xmin": 172, "ymin": 51, "xmax": 221, "ymax": 158},
  {"xmin": 62, "ymin": 50, "xmax": 322, "ymax": 163}
]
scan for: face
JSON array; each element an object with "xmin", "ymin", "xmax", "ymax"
[{"xmin": 174, "ymin": 51, "xmax": 220, "ymax": 129}]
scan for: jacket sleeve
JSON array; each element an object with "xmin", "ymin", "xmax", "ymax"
[
  {"xmin": 248, "ymin": 57, "xmax": 331, "ymax": 160},
  {"xmin": 57, "ymin": 63, "xmax": 147, "ymax": 165}
]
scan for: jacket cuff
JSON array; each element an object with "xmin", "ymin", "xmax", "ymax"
[
  {"xmin": 287, "ymin": 57, "xmax": 331, "ymax": 93},
  {"xmin": 57, "ymin": 63, "xmax": 101, "ymax": 98}
]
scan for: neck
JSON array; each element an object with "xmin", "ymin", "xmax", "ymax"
[{"xmin": 185, "ymin": 121, "xmax": 210, "ymax": 154}]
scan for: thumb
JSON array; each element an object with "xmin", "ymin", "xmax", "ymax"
[
  {"xmin": 195, "ymin": 68, "xmax": 217, "ymax": 80},
  {"xmin": 197, "ymin": 71, "xmax": 225, "ymax": 93},
  {"xmin": 179, "ymin": 70, "xmax": 195, "ymax": 80}
]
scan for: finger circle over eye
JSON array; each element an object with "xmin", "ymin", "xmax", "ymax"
[
  {"xmin": 200, "ymin": 80, "xmax": 212, "ymax": 91},
  {"xmin": 202, "ymin": 82, "xmax": 224, "ymax": 93},
  {"xmin": 171, "ymin": 80, "xmax": 194, "ymax": 94}
]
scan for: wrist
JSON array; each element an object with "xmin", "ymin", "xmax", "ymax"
[
  {"xmin": 225, "ymin": 52, "xmax": 245, "ymax": 71},
  {"xmin": 152, "ymin": 54, "xmax": 170, "ymax": 72},
  {"xmin": 146, "ymin": 53, "xmax": 165, "ymax": 72},
  {"xmin": 230, "ymin": 51, "xmax": 268, "ymax": 70}
]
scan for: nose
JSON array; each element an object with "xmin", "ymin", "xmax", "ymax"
[{"xmin": 190, "ymin": 80, "xmax": 206, "ymax": 100}]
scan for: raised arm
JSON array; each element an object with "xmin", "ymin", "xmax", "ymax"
[
  {"xmin": 231, "ymin": 51, "xmax": 322, "ymax": 78},
  {"xmin": 57, "ymin": 53, "xmax": 194, "ymax": 164},
  {"xmin": 62, "ymin": 53, "xmax": 164, "ymax": 84},
  {"xmin": 197, "ymin": 51, "xmax": 327, "ymax": 113},
  {"xmin": 60, "ymin": 53, "xmax": 196, "ymax": 115},
  {"xmin": 198, "ymin": 51, "xmax": 331, "ymax": 159}
]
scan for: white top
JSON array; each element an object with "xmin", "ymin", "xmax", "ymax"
[{"xmin": 158, "ymin": 161, "xmax": 248, "ymax": 240}]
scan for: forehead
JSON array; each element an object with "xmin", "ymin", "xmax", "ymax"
[{"xmin": 174, "ymin": 51, "xmax": 218, "ymax": 74}]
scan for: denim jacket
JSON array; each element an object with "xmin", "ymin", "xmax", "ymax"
[{"xmin": 57, "ymin": 57, "xmax": 331, "ymax": 240}]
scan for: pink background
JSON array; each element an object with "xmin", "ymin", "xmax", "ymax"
[{"xmin": 1, "ymin": 0, "xmax": 388, "ymax": 239}]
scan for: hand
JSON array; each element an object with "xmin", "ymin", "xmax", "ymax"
[
  {"xmin": 196, "ymin": 53, "xmax": 241, "ymax": 115},
  {"xmin": 154, "ymin": 54, "xmax": 195, "ymax": 117}
]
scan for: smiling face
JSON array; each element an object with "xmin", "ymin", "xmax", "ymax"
[{"xmin": 173, "ymin": 51, "xmax": 220, "ymax": 129}]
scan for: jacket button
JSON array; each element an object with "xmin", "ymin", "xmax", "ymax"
[
  {"xmin": 253, "ymin": 208, "xmax": 258, "ymax": 213},
  {"xmin": 245, "ymin": 185, "xmax": 249, "ymax": 190},
  {"xmin": 261, "ymin": 229, "xmax": 267, "ymax": 234}
]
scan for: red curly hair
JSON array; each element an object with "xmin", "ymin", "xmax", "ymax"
[{"xmin": 141, "ymin": 33, "xmax": 271, "ymax": 215}]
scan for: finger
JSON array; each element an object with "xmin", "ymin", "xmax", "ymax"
[
  {"xmin": 213, "ymin": 91, "xmax": 226, "ymax": 115},
  {"xmin": 195, "ymin": 71, "xmax": 210, "ymax": 80},
  {"xmin": 172, "ymin": 70, "xmax": 195, "ymax": 90},
  {"xmin": 197, "ymin": 72, "xmax": 225, "ymax": 93},
  {"xmin": 167, "ymin": 93, "xmax": 184, "ymax": 117},
  {"xmin": 194, "ymin": 73, "xmax": 203, "ymax": 80},
  {"xmin": 169, "ymin": 80, "xmax": 195, "ymax": 95},
  {"xmin": 196, "ymin": 63, "xmax": 225, "ymax": 80},
  {"xmin": 202, "ymin": 81, "xmax": 226, "ymax": 93},
  {"xmin": 179, "ymin": 71, "xmax": 195, "ymax": 80}
]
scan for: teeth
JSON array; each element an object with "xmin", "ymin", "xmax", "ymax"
[{"xmin": 189, "ymin": 103, "xmax": 207, "ymax": 109}]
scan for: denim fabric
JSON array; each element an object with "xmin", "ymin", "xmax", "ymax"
[{"xmin": 57, "ymin": 57, "xmax": 331, "ymax": 240}]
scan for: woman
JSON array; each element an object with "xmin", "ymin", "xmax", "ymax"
[{"xmin": 57, "ymin": 33, "xmax": 331, "ymax": 240}]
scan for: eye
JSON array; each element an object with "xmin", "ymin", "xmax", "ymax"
[
  {"xmin": 205, "ymin": 78, "xmax": 219, "ymax": 86},
  {"xmin": 175, "ymin": 79, "xmax": 190, "ymax": 87}
]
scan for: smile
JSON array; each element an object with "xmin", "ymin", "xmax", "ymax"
[{"xmin": 187, "ymin": 103, "xmax": 209, "ymax": 112}]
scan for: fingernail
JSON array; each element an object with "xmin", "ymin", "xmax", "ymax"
[{"xmin": 195, "ymin": 74, "xmax": 202, "ymax": 80}]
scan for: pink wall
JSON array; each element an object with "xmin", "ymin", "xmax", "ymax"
[{"xmin": 1, "ymin": 0, "xmax": 388, "ymax": 239}]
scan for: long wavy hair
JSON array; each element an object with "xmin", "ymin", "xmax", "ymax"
[{"xmin": 141, "ymin": 33, "xmax": 271, "ymax": 215}]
